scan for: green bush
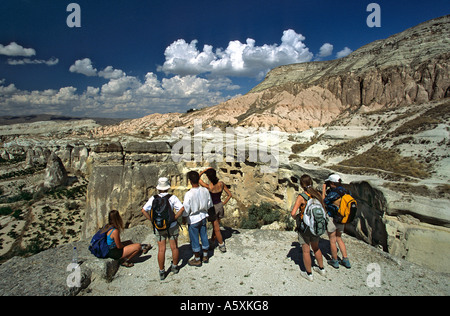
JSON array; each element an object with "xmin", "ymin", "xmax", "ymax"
[
  {"xmin": 241, "ymin": 202, "xmax": 281, "ymax": 229},
  {"xmin": 0, "ymin": 206, "xmax": 14, "ymax": 216}
]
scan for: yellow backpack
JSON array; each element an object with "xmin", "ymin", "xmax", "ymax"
[{"xmin": 336, "ymin": 194, "xmax": 357, "ymax": 224}]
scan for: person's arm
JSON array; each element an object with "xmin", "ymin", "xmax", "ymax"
[
  {"xmin": 221, "ymin": 182, "xmax": 232, "ymax": 205},
  {"xmin": 141, "ymin": 208, "xmax": 151, "ymax": 221},
  {"xmin": 175, "ymin": 207, "xmax": 185, "ymax": 220},
  {"xmin": 322, "ymin": 183, "xmax": 327, "ymax": 200},
  {"xmin": 141, "ymin": 197, "xmax": 154, "ymax": 221},
  {"xmin": 291, "ymin": 195, "xmax": 304, "ymax": 219},
  {"xmin": 198, "ymin": 168, "xmax": 212, "ymax": 189},
  {"xmin": 171, "ymin": 195, "xmax": 185, "ymax": 220}
]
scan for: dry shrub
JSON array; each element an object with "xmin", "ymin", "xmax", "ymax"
[{"xmin": 338, "ymin": 145, "xmax": 429, "ymax": 179}]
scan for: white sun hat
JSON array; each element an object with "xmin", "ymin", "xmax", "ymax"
[{"xmin": 156, "ymin": 177, "xmax": 171, "ymax": 191}]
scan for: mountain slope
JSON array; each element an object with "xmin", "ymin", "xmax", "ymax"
[{"xmin": 92, "ymin": 15, "xmax": 449, "ymax": 137}]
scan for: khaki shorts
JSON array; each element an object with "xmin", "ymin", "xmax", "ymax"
[
  {"xmin": 154, "ymin": 224, "xmax": 179, "ymax": 242},
  {"xmin": 327, "ymin": 216, "xmax": 345, "ymax": 234},
  {"xmin": 208, "ymin": 202, "xmax": 225, "ymax": 222}
]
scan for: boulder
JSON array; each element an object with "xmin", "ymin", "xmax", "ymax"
[{"xmin": 43, "ymin": 153, "xmax": 68, "ymax": 189}]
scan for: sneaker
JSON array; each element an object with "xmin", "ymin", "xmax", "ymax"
[
  {"xmin": 159, "ymin": 269, "xmax": 166, "ymax": 280},
  {"xmin": 171, "ymin": 262, "xmax": 179, "ymax": 274},
  {"xmin": 300, "ymin": 271, "xmax": 314, "ymax": 282},
  {"xmin": 340, "ymin": 257, "xmax": 351, "ymax": 269},
  {"xmin": 188, "ymin": 258, "xmax": 202, "ymax": 267},
  {"xmin": 313, "ymin": 266, "xmax": 327, "ymax": 277},
  {"xmin": 327, "ymin": 259, "xmax": 340, "ymax": 269},
  {"xmin": 218, "ymin": 243, "xmax": 227, "ymax": 253}
]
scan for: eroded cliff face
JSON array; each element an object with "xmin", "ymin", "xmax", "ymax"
[
  {"xmin": 80, "ymin": 142, "xmax": 391, "ymax": 247},
  {"xmin": 252, "ymin": 15, "xmax": 450, "ymax": 110}
]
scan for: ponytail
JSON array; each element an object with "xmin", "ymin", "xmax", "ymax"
[{"xmin": 299, "ymin": 174, "xmax": 325, "ymax": 209}]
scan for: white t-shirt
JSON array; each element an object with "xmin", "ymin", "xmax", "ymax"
[
  {"xmin": 143, "ymin": 192, "xmax": 183, "ymax": 228},
  {"xmin": 183, "ymin": 186, "xmax": 212, "ymax": 225}
]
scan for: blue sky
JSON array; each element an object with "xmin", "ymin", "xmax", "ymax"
[{"xmin": 0, "ymin": 0, "xmax": 448, "ymax": 118}]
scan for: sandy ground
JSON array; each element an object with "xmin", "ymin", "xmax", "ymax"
[{"xmin": 80, "ymin": 228, "xmax": 450, "ymax": 296}]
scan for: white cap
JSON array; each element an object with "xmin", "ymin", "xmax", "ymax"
[
  {"xmin": 325, "ymin": 174, "xmax": 341, "ymax": 183},
  {"xmin": 156, "ymin": 177, "xmax": 171, "ymax": 191}
]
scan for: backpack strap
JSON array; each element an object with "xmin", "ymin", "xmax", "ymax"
[
  {"xmin": 299, "ymin": 193, "xmax": 310, "ymax": 201},
  {"xmin": 107, "ymin": 228, "xmax": 115, "ymax": 237}
]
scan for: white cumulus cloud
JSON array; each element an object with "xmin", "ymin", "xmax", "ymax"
[
  {"xmin": 159, "ymin": 29, "xmax": 314, "ymax": 79},
  {"xmin": 0, "ymin": 69, "xmax": 240, "ymax": 118},
  {"xmin": 70, "ymin": 58, "xmax": 127, "ymax": 80},
  {"xmin": 69, "ymin": 58, "xmax": 98, "ymax": 76},
  {"xmin": 336, "ymin": 47, "xmax": 353, "ymax": 58},
  {"xmin": 0, "ymin": 42, "xmax": 36, "ymax": 57},
  {"xmin": 318, "ymin": 43, "xmax": 334, "ymax": 58}
]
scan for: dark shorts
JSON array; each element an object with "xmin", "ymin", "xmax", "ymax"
[
  {"xmin": 208, "ymin": 202, "xmax": 225, "ymax": 222},
  {"xmin": 107, "ymin": 247, "xmax": 123, "ymax": 260}
]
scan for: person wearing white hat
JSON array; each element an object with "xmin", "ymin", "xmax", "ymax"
[
  {"xmin": 142, "ymin": 177, "xmax": 185, "ymax": 280},
  {"xmin": 323, "ymin": 174, "xmax": 351, "ymax": 269}
]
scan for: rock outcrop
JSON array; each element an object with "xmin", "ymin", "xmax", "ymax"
[{"xmin": 43, "ymin": 153, "xmax": 68, "ymax": 189}]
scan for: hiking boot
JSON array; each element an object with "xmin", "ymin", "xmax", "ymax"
[
  {"xmin": 300, "ymin": 271, "xmax": 314, "ymax": 282},
  {"xmin": 327, "ymin": 259, "xmax": 340, "ymax": 269},
  {"xmin": 202, "ymin": 256, "xmax": 209, "ymax": 264},
  {"xmin": 159, "ymin": 269, "xmax": 166, "ymax": 280},
  {"xmin": 188, "ymin": 258, "xmax": 202, "ymax": 267},
  {"xmin": 340, "ymin": 257, "xmax": 351, "ymax": 269},
  {"xmin": 313, "ymin": 266, "xmax": 327, "ymax": 277}
]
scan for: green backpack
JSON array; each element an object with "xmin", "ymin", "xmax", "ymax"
[{"xmin": 299, "ymin": 193, "xmax": 327, "ymax": 236}]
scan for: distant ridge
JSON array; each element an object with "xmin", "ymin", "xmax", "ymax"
[{"xmin": 0, "ymin": 114, "xmax": 126, "ymax": 126}]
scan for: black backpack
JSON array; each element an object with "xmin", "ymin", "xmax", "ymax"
[{"xmin": 150, "ymin": 194, "xmax": 175, "ymax": 232}]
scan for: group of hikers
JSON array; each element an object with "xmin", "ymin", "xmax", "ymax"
[{"xmin": 93, "ymin": 167, "xmax": 356, "ymax": 282}]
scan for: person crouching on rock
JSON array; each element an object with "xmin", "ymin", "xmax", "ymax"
[
  {"xmin": 141, "ymin": 177, "xmax": 185, "ymax": 280},
  {"xmin": 104, "ymin": 210, "xmax": 143, "ymax": 268}
]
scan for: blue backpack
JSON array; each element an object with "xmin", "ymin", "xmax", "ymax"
[{"xmin": 88, "ymin": 228, "xmax": 111, "ymax": 258}]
